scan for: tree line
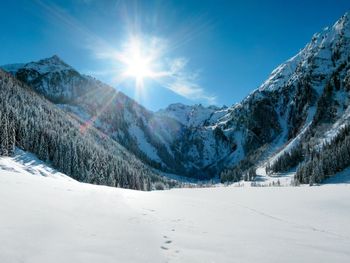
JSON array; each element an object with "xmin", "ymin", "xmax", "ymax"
[{"xmin": 295, "ymin": 124, "xmax": 350, "ymax": 185}]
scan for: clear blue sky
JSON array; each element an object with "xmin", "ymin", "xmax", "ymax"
[{"xmin": 0, "ymin": 0, "xmax": 349, "ymax": 111}]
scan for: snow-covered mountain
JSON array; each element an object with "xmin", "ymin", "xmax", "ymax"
[
  {"xmin": 218, "ymin": 11, "xmax": 350, "ymax": 183},
  {"xmin": 157, "ymin": 103, "xmax": 228, "ymax": 127},
  {"xmin": 159, "ymin": 11, "xmax": 350, "ymax": 182},
  {"xmin": 2, "ymin": 56, "xmax": 175, "ymax": 168},
  {"xmin": 0, "ymin": 68, "xmax": 177, "ymax": 190},
  {"xmin": 2, "ymin": 55, "xmax": 114, "ymax": 103},
  {"xmin": 2, "ymin": 12, "xmax": 350, "ymax": 183},
  {"xmin": 1, "ymin": 55, "xmax": 235, "ymax": 178}
]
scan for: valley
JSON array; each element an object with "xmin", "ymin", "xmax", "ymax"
[{"xmin": 1, "ymin": 3, "xmax": 350, "ymax": 263}]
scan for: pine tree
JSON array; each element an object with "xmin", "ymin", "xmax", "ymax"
[{"xmin": 0, "ymin": 113, "xmax": 9, "ymax": 156}]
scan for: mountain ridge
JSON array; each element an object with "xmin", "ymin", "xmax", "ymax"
[{"xmin": 2, "ymin": 11, "xmax": 350, "ymax": 183}]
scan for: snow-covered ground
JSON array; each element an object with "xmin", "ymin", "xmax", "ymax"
[
  {"xmin": 0, "ymin": 149, "xmax": 74, "ymax": 182},
  {"xmin": 1, "ymin": 153, "xmax": 350, "ymax": 263},
  {"xmin": 255, "ymin": 166, "xmax": 295, "ymax": 186}
]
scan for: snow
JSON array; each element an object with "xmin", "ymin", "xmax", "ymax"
[
  {"xmin": 269, "ymin": 106, "xmax": 316, "ymax": 166},
  {"xmin": 255, "ymin": 166, "xmax": 295, "ymax": 186},
  {"xmin": 57, "ymin": 104, "xmax": 91, "ymax": 122},
  {"xmin": 317, "ymin": 97, "xmax": 350, "ymax": 147},
  {"xmin": 157, "ymin": 103, "xmax": 227, "ymax": 127},
  {"xmin": 226, "ymin": 130, "xmax": 244, "ymax": 165},
  {"xmin": 1, "ymin": 157, "xmax": 350, "ymax": 263},
  {"xmin": 259, "ymin": 53, "xmax": 302, "ymax": 92},
  {"xmin": 253, "ymin": 105, "xmax": 317, "ymax": 183},
  {"xmin": 259, "ymin": 11, "xmax": 350, "ymax": 94},
  {"xmin": 0, "ymin": 148, "xmax": 74, "ymax": 181},
  {"xmin": 128, "ymin": 124, "xmax": 162, "ymax": 163},
  {"xmin": 21, "ymin": 55, "xmax": 74, "ymax": 75}
]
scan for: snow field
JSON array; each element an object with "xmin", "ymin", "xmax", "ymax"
[{"xmin": 1, "ymin": 158, "xmax": 350, "ymax": 263}]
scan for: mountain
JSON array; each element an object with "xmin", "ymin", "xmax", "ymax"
[
  {"xmin": 2, "ymin": 55, "xmax": 114, "ymax": 103},
  {"xmin": 220, "ymin": 11, "xmax": 350, "ymax": 183},
  {"xmin": 157, "ymin": 103, "xmax": 228, "ymax": 127},
  {"xmin": 0, "ymin": 69, "xmax": 176, "ymax": 190},
  {"xmin": 2, "ymin": 12, "xmax": 350, "ymax": 184},
  {"xmin": 157, "ymin": 11, "xmax": 350, "ymax": 183},
  {"xmin": 2, "ymin": 55, "xmax": 234, "ymax": 178}
]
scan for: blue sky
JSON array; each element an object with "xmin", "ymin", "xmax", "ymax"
[{"xmin": 0, "ymin": 0, "xmax": 349, "ymax": 110}]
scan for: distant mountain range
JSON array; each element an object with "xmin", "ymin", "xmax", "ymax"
[{"xmin": 1, "ymin": 11, "xmax": 350, "ymax": 186}]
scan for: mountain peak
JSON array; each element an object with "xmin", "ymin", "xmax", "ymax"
[
  {"xmin": 18, "ymin": 55, "xmax": 75, "ymax": 75},
  {"xmin": 45, "ymin": 55, "xmax": 63, "ymax": 63},
  {"xmin": 334, "ymin": 11, "xmax": 350, "ymax": 35},
  {"xmin": 340, "ymin": 11, "xmax": 350, "ymax": 23},
  {"xmin": 258, "ymin": 11, "xmax": 350, "ymax": 93},
  {"xmin": 35, "ymin": 55, "xmax": 72, "ymax": 70}
]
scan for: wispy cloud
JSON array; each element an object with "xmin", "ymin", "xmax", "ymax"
[{"xmin": 157, "ymin": 57, "xmax": 216, "ymax": 104}]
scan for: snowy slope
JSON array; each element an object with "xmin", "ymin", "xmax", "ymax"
[
  {"xmin": 0, "ymin": 148, "xmax": 74, "ymax": 182},
  {"xmin": 157, "ymin": 103, "xmax": 228, "ymax": 127},
  {"xmin": 1, "ymin": 170, "xmax": 350, "ymax": 263}
]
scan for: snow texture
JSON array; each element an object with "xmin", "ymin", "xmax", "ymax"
[
  {"xmin": 128, "ymin": 124, "xmax": 162, "ymax": 162},
  {"xmin": 157, "ymin": 103, "xmax": 228, "ymax": 127},
  {"xmin": 1, "ymin": 156, "xmax": 350, "ymax": 263}
]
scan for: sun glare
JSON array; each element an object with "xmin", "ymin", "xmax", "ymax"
[
  {"xmin": 113, "ymin": 36, "xmax": 176, "ymax": 102},
  {"xmin": 120, "ymin": 38, "xmax": 157, "ymax": 88},
  {"xmin": 125, "ymin": 52, "xmax": 152, "ymax": 82}
]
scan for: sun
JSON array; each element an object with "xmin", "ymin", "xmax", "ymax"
[
  {"xmin": 119, "ymin": 37, "xmax": 157, "ymax": 88},
  {"xmin": 113, "ymin": 36, "xmax": 170, "ymax": 101},
  {"xmin": 124, "ymin": 50, "xmax": 152, "ymax": 84}
]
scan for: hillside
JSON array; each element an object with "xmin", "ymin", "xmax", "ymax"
[{"xmin": 0, "ymin": 69, "xmax": 175, "ymax": 190}]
